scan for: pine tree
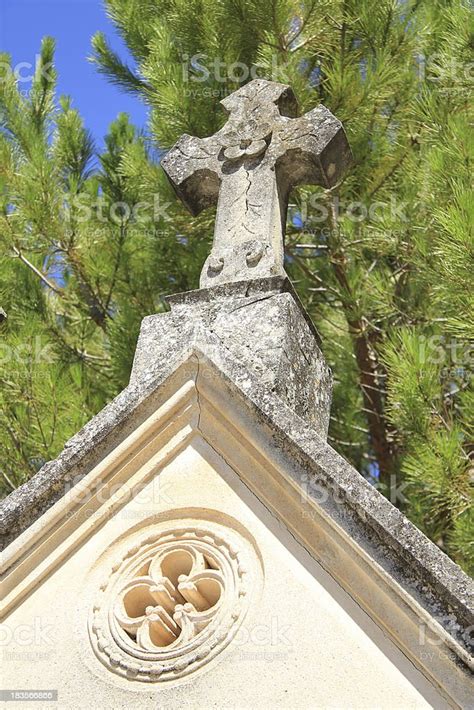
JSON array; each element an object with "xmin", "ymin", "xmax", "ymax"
[
  {"xmin": 0, "ymin": 1, "xmax": 472, "ymax": 573},
  {"xmin": 0, "ymin": 38, "xmax": 204, "ymax": 490}
]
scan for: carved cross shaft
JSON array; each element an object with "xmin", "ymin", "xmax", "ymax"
[{"xmin": 162, "ymin": 78, "xmax": 352, "ymax": 287}]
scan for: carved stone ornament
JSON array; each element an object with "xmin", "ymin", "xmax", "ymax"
[
  {"xmin": 88, "ymin": 519, "xmax": 259, "ymax": 682},
  {"xmin": 161, "ymin": 78, "xmax": 352, "ymax": 287}
]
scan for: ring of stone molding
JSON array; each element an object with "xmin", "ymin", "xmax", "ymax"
[{"xmin": 88, "ymin": 521, "xmax": 256, "ymax": 682}]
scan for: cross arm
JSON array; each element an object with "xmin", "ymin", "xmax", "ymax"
[
  {"xmin": 161, "ymin": 134, "xmax": 221, "ymax": 216},
  {"xmin": 274, "ymin": 105, "xmax": 352, "ymax": 190}
]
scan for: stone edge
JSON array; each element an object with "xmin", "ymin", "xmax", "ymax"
[{"xmin": 0, "ymin": 331, "xmax": 472, "ymax": 659}]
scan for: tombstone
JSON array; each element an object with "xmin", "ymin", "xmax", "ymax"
[{"xmin": 1, "ymin": 79, "xmax": 472, "ymax": 709}]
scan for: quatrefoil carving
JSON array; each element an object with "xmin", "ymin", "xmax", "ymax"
[
  {"xmin": 114, "ymin": 546, "xmax": 224, "ymax": 650},
  {"xmin": 88, "ymin": 520, "xmax": 259, "ymax": 682}
]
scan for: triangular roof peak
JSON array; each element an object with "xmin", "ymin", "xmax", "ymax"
[{"xmin": 1, "ymin": 276, "xmax": 473, "ymax": 704}]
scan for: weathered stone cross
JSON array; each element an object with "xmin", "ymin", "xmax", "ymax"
[{"xmin": 162, "ymin": 78, "xmax": 352, "ymax": 288}]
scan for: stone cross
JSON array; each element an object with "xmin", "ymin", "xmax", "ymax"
[{"xmin": 162, "ymin": 78, "xmax": 352, "ymax": 288}]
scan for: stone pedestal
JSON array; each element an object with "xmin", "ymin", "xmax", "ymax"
[{"xmin": 131, "ymin": 277, "xmax": 332, "ymax": 438}]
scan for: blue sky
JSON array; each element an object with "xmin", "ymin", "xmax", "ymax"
[{"xmin": 0, "ymin": 0, "xmax": 147, "ymax": 147}]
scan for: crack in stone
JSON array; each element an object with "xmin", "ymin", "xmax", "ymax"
[
  {"xmin": 228, "ymin": 292, "xmax": 276, "ymax": 313},
  {"xmin": 174, "ymin": 144, "xmax": 214, "ymax": 161}
]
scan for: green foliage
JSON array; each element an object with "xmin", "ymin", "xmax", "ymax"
[
  {"xmin": 383, "ymin": 329, "xmax": 473, "ymax": 572},
  {"xmin": 0, "ymin": 1, "xmax": 472, "ymax": 572}
]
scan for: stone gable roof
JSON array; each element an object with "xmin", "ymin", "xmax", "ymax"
[{"xmin": 1, "ymin": 278, "xmax": 473, "ymax": 703}]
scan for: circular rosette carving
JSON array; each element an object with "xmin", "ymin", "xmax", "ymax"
[
  {"xmin": 89, "ymin": 521, "xmax": 258, "ymax": 682},
  {"xmin": 114, "ymin": 546, "xmax": 224, "ymax": 650},
  {"xmin": 223, "ymin": 138, "xmax": 268, "ymax": 162}
]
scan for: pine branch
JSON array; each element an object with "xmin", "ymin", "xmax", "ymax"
[
  {"xmin": 90, "ymin": 32, "xmax": 150, "ymax": 96},
  {"xmin": 12, "ymin": 246, "xmax": 63, "ymax": 295},
  {"xmin": 367, "ymin": 149, "xmax": 410, "ymax": 199},
  {"xmin": 0, "ymin": 469, "xmax": 16, "ymax": 492}
]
